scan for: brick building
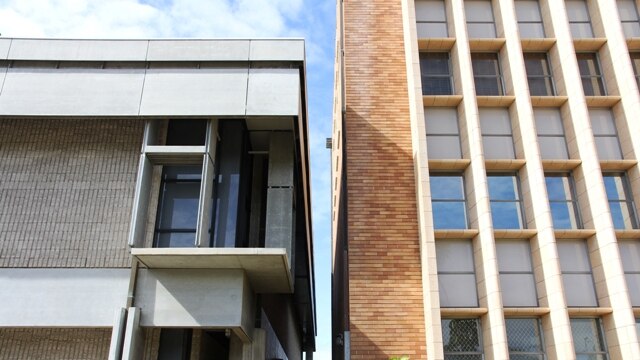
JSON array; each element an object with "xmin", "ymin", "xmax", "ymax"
[
  {"xmin": 332, "ymin": 0, "xmax": 640, "ymax": 359},
  {"xmin": 0, "ymin": 38, "xmax": 315, "ymax": 360}
]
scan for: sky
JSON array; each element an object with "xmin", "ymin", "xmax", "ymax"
[{"xmin": 0, "ymin": 0, "xmax": 336, "ymax": 358}]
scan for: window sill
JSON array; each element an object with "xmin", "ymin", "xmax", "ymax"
[
  {"xmin": 476, "ymin": 96, "xmax": 515, "ymax": 107},
  {"xmin": 573, "ymin": 38, "xmax": 607, "ymax": 51},
  {"xmin": 585, "ymin": 96, "xmax": 620, "ymax": 107},
  {"xmin": 418, "ymin": 37, "xmax": 455, "ymax": 51},
  {"xmin": 434, "ymin": 229, "xmax": 479, "ymax": 239},
  {"xmin": 627, "ymin": 38, "xmax": 640, "ymax": 50},
  {"xmin": 440, "ymin": 307, "xmax": 488, "ymax": 316},
  {"xmin": 615, "ymin": 229, "xmax": 640, "ymax": 239},
  {"xmin": 131, "ymin": 247, "xmax": 293, "ymax": 293},
  {"xmin": 503, "ymin": 307, "xmax": 550, "ymax": 316},
  {"xmin": 567, "ymin": 307, "xmax": 612, "ymax": 316},
  {"xmin": 600, "ymin": 159, "xmax": 637, "ymax": 170},
  {"xmin": 530, "ymin": 96, "xmax": 568, "ymax": 107},
  {"xmin": 521, "ymin": 38, "xmax": 556, "ymax": 51},
  {"xmin": 468, "ymin": 38, "xmax": 505, "ymax": 51},
  {"xmin": 485, "ymin": 159, "xmax": 525, "ymax": 170},
  {"xmin": 423, "ymin": 95, "xmax": 463, "ymax": 106},
  {"xmin": 428, "ymin": 158, "xmax": 471, "ymax": 170},
  {"xmin": 554, "ymin": 229, "xmax": 596, "ymax": 239},
  {"xmin": 493, "ymin": 229, "xmax": 537, "ymax": 239},
  {"xmin": 541, "ymin": 159, "xmax": 582, "ymax": 170}
]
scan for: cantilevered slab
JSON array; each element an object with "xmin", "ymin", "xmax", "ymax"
[{"xmin": 131, "ymin": 247, "xmax": 293, "ymax": 293}]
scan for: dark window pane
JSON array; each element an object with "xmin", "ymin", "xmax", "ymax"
[
  {"xmin": 506, "ymin": 319, "xmax": 544, "ymax": 354},
  {"xmin": 156, "ymin": 232, "xmax": 197, "ymax": 248},
  {"xmin": 524, "ymin": 53, "xmax": 551, "ymax": 76},
  {"xmin": 581, "ymin": 77, "xmax": 606, "ymax": 96},
  {"xmin": 474, "ymin": 77, "xmax": 503, "ymax": 95},
  {"xmin": 423, "ymin": 77, "xmax": 453, "ymax": 95},
  {"xmin": 442, "ymin": 319, "xmax": 482, "ymax": 352},
  {"xmin": 166, "ymin": 119, "xmax": 207, "ymax": 145},
  {"xmin": 472, "ymin": 53, "xmax": 500, "ymax": 75},
  {"xmin": 432, "ymin": 202, "xmax": 468, "ymax": 229},
  {"xmin": 417, "ymin": 23, "xmax": 449, "ymax": 38},
  {"xmin": 528, "ymin": 77, "xmax": 554, "ymax": 96},
  {"xmin": 159, "ymin": 182, "xmax": 200, "ymax": 229},
  {"xmin": 421, "ymin": 53, "xmax": 450, "ymax": 74}
]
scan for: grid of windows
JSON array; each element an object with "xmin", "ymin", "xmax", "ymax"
[
  {"xmin": 505, "ymin": 318, "xmax": 546, "ymax": 360},
  {"xmin": 535, "ymin": 108, "xmax": 569, "ymax": 159},
  {"xmin": 524, "ymin": 52, "xmax": 555, "ymax": 96},
  {"xmin": 567, "ymin": 0, "xmax": 594, "ymax": 38},
  {"xmin": 603, "ymin": 173, "xmax": 639, "ymax": 229},
  {"xmin": 570, "ymin": 319, "xmax": 609, "ymax": 359},
  {"xmin": 497, "ymin": 240, "xmax": 538, "ymax": 306},
  {"xmin": 546, "ymin": 173, "xmax": 581, "ymax": 229},
  {"xmin": 515, "ymin": 0, "xmax": 546, "ymax": 38},
  {"xmin": 558, "ymin": 240, "xmax": 598, "ymax": 307},
  {"xmin": 465, "ymin": 0, "xmax": 497, "ymax": 38},
  {"xmin": 425, "ymin": 107, "xmax": 462, "ymax": 159},
  {"xmin": 472, "ymin": 53, "xmax": 504, "ymax": 95},
  {"xmin": 442, "ymin": 319, "xmax": 483, "ymax": 359},
  {"xmin": 420, "ymin": 52, "xmax": 454, "ymax": 95},
  {"xmin": 436, "ymin": 240, "xmax": 479, "ymax": 307},
  {"xmin": 577, "ymin": 53, "xmax": 606, "ymax": 96},
  {"xmin": 415, "ymin": 0, "xmax": 448, "ymax": 38},
  {"xmin": 590, "ymin": 108, "xmax": 622, "ymax": 160},
  {"xmin": 619, "ymin": 241, "xmax": 640, "ymax": 307},
  {"xmin": 480, "ymin": 107, "xmax": 515, "ymax": 159},
  {"xmin": 618, "ymin": 0, "xmax": 640, "ymax": 38},
  {"xmin": 488, "ymin": 174, "xmax": 525, "ymax": 229},
  {"xmin": 430, "ymin": 174, "xmax": 468, "ymax": 229}
]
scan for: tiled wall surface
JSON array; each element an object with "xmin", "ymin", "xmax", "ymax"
[{"xmin": 0, "ymin": 328, "xmax": 111, "ymax": 359}]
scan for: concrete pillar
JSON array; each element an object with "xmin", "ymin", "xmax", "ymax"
[
  {"xmin": 121, "ymin": 307, "xmax": 144, "ymax": 360},
  {"xmin": 252, "ymin": 329, "xmax": 266, "ymax": 360},
  {"xmin": 108, "ymin": 308, "xmax": 128, "ymax": 360}
]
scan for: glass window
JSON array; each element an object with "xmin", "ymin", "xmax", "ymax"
[
  {"xmin": 158, "ymin": 329, "xmax": 193, "ymax": 360},
  {"xmin": 516, "ymin": 0, "xmax": 546, "ymax": 38},
  {"xmin": 506, "ymin": 318, "xmax": 546, "ymax": 360},
  {"xmin": 430, "ymin": 174, "xmax": 468, "ymax": 229},
  {"xmin": 420, "ymin": 52, "xmax": 454, "ymax": 95},
  {"xmin": 535, "ymin": 108, "xmax": 569, "ymax": 159},
  {"xmin": 631, "ymin": 52, "xmax": 640, "ymax": 87},
  {"xmin": 472, "ymin": 53, "xmax": 504, "ymax": 95},
  {"xmin": 558, "ymin": 240, "xmax": 598, "ymax": 307},
  {"xmin": 546, "ymin": 173, "xmax": 582, "ymax": 229},
  {"xmin": 437, "ymin": 240, "xmax": 478, "ymax": 307},
  {"xmin": 480, "ymin": 108, "xmax": 515, "ymax": 159},
  {"xmin": 465, "ymin": 0, "xmax": 497, "ymax": 38},
  {"xmin": 426, "ymin": 107, "xmax": 462, "ymax": 159},
  {"xmin": 416, "ymin": 0, "xmax": 448, "ymax": 38},
  {"xmin": 488, "ymin": 174, "xmax": 525, "ymax": 229},
  {"xmin": 442, "ymin": 318, "xmax": 483, "ymax": 359},
  {"xmin": 603, "ymin": 173, "xmax": 638, "ymax": 229},
  {"xmin": 618, "ymin": 0, "xmax": 640, "ymax": 38},
  {"xmin": 566, "ymin": 0, "xmax": 594, "ymax": 38},
  {"xmin": 524, "ymin": 52, "xmax": 555, "ymax": 96},
  {"xmin": 619, "ymin": 241, "xmax": 640, "ymax": 306},
  {"xmin": 590, "ymin": 109, "xmax": 622, "ymax": 160},
  {"xmin": 570, "ymin": 318, "xmax": 609, "ymax": 359},
  {"xmin": 577, "ymin": 53, "xmax": 606, "ymax": 96},
  {"xmin": 497, "ymin": 240, "xmax": 538, "ymax": 306}
]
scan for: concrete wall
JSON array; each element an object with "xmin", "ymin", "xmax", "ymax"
[
  {"xmin": 0, "ymin": 118, "xmax": 142, "ymax": 268},
  {"xmin": 0, "ymin": 328, "xmax": 111, "ymax": 360}
]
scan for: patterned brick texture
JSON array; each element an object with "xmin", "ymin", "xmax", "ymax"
[
  {"xmin": 343, "ymin": 0, "xmax": 427, "ymax": 359},
  {"xmin": 0, "ymin": 118, "xmax": 143, "ymax": 267},
  {"xmin": 0, "ymin": 328, "xmax": 111, "ymax": 359}
]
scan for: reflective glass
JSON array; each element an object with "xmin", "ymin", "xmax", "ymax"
[
  {"xmin": 603, "ymin": 174, "xmax": 637, "ymax": 229},
  {"xmin": 433, "ymin": 202, "xmax": 468, "ymax": 229},
  {"xmin": 491, "ymin": 202, "xmax": 524, "ymax": 229},
  {"xmin": 472, "ymin": 53, "xmax": 501, "ymax": 75},
  {"xmin": 431, "ymin": 176, "xmax": 465, "ymax": 199},
  {"xmin": 474, "ymin": 77, "xmax": 503, "ymax": 95},
  {"xmin": 546, "ymin": 175, "xmax": 580, "ymax": 229},
  {"xmin": 506, "ymin": 319, "xmax": 545, "ymax": 358},
  {"xmin": 442, "ymin": 319, "xmax": 482, "ymax": 353},
  {"xmin": 577, "ymin": 53, "xmax": 605, "ymax": 96},
  {"xmin": 570, "ymin": 319, "xmax": 608, "ymax": 357},
  {"xmin": 488, "ymin": 175, "xmax": 518, "ymax": 200}
]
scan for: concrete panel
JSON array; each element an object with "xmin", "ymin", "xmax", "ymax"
[
  {"xmin": 268, "ymin": 132, "xmax": 294, "ymax": 187},
  {"xmin": 265, "ymin": 188, "xmax": 294, "ymax": 264},
  {"xmin": 0, "ymin": 269, "xmax": 130, "ymax": 327},
  {"xmin": 0, "ymin": 39, "xmax": 11, "ymax": 59},
  {"xmin": 135, "ymin": 269, "xmax": 253, "ymax": 332},
  {"xmin": 147, "ymin": 40, "xmax": 250, "ymax": 61},
  {"xmin": 249, "ymin": 40, "xmax": 305, "ymax": 61},
  {"xmin": 0, "ymin": 68, "xmax": 145, "ymax": 116},
  {"xmin": 7, "ymin": 39, "xmax": 148, "ymax": 61},
  {"xmin": 246, "ymin": 68, "xmax": 300, "ymax": 116},
  {"xmin": 139, "ymin": 67, "xmax": 248, "ymax": 116},
  {"xmin": 0, "ymin": 60, "xmax": 8, "ymax": 97}
]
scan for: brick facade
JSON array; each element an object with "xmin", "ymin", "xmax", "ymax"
[
  {"xmin": 0, "ymin": 328, "xmax": 111, "ymax": 359},
  {"xmin": 343, "ymin": 0, "xmax": 427, "ymax": 358}
]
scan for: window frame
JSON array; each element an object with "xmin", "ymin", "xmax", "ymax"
[
  {"xmin": 442, "ymin": 318, "xmax": 484, "ymax": 358},
  {"xmin": 618, "ymin": 240, "xmax": 640, "ymax": 307},
  {"xmin": 618, "ymin": 0, "xmax": 640, "ymax": 38},
  {"xmin": 430, "ymin": 173, "xmax": 469, "ymax": 229},
  {"xmin": 425, "ymin": 107, "xmax": 463, "ymax": 159},
  {"xmin": 524, "ymin": 52, "xmax": 556, "ymax": 96},
  {"xmin": 497, "ymin": 240, "xmax": 539, "ymax": 307},
  {"xmin": 545, "ymin": 172, "xmax": 583, "ymax": 229},
  {"xmin": 436, "ymin": 239, "xmax": 479, "ymax": 307},
  {"xmin": 487, "ymin": 172, "xmax": 527, "ymax": 229},
  {"xmin": 566, "ymin": 0, "xmax": 595, "ymax": 38},
  {"xmin": 420, "ymin": 52, "xmax": 455, "ymax": 95},
  {"xmin": 570, "ymin": 318, "xmax": 610, "ymax": 359},
  {"xmin": 535, "ymin": 108, "xmax": 570, "ymax": 160},
  {"xmin": 471, "ymin": 52, "xmax": 505, "ymax": 96},
  {"xmin": 590, "ymin": 108, "xmax": 623, "ymax": 160},
  {"xmin": 505, "ymin": 318, "xmax": 546, "ymax": 359},
  {"xmin": 558, "ymin": 239, "xmax": 599, "ymax": 307},
  {"xmin": 465, "ymin": 0, "xmax": 498, "ymax": 39},
  {"xmin": 415, "ymin": 0, "xmax": 449, "ymax": 38},
  {"xmin": 576, "ymin": 52, "xmax": 607, "ymax": 96},
  {"xmin": 515, "ymin": 0, "xmax": 546, "ymax": 38},
  {"xmin": 603, "ymin": 172, "xmax": 639, "ymax": 229}
]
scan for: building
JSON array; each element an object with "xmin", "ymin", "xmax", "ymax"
[
  {"xmin": 332, "ymin": 0, "xmax": 640, "ymax": 359},
  {"xmin": 0, "ymin": 38, "xmax": 315, "ymax": 360}
]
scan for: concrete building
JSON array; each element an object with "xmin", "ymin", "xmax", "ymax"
[
  {"xmin": 332, "ymin": 0, "xmax": 640, "ymax": 359},
  {"xmin": 0, "ymin": 38, "xmax": 315, "ymax": 360}
]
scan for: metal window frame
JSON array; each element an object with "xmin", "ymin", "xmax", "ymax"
[
  {"xmin": 591, "ymin": 108, "xmax": 624, "ymax": 160},
  {"xmin": 515, "ymin": 0, "xmax": 547, "ymax": 38},
  {"xmin": 577, "ymin": 52, "xmax": 607, "ymax": 96},
  {"xmin": 505, "ymin": 317, "xmax": 547, "ymax": 359},
  {"xmin": 472, "ymin": 52, "xmax": 505, "ymax": 96},
  {"xmin": 567, "ymin": 0, "xmax": 595, "ymax": 38},
  {"xmin": 545, "ymin": 172, "xmax": 583, "ymax": 229},
  {"xmin": 536, "ymin": 108, "xmax": 571, "ymax": 159},
  {"xmin": 430, "ymin": 172, "xmax": 470, "ymax": 229},
  {"xmin": 153, "ymin": 171, "xmax": 202, "ymax": 247},
  {"xmin": 416, "ymin": 0, "xmax": 449, "ymax": 37},
  {"xmin": 421, "ymin": 52, "xmax": 455, "ymax": 95},
  {"xmin": 524, "ymin": 52, "xmax": 556, "ymax": 96},
  {"xmin": 487, "ymin": 172, "xmax": 527, "ymax": 229},
  {"xmin": 426, "ymin": 107, "xmax": 463, "ymax": 159},
  {"xmin": 497, "ymin": 240, "xmax": 540, "ymax": 307},
  {"xmin": 570, "ymin": 318, "xmax": 610, "ymax": 359},
  {"xmin": 619, "ymin": 0, "xmax": 640, "ymax": 37},
  {"xmin": 436, "ymin": 239, "xmax": 479, "ymax": 307},
  {"xmin": 465, "ymin": 0, "xmax": 498, "ymax": 38},
  {"xmin": 604, "ymin": 172, "xmax": 640, "ymax": 229},
  {"xmin": 559, "ymin": 239, "xmax": 600, "ymax": 307},
  {"xmin": 442, "ymin": 318, "xmax": 484, "ymax": 357}
]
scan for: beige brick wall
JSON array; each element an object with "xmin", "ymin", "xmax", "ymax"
[
  {"xmin": 0, "ymin": 328, "xmax": 111, "ymax": 360},
  {"xmin": 0, "ymin": 118, "xmax": 143, "ymax": 268}
]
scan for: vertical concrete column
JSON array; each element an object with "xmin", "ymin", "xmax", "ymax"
[
  {"xmin": 108, "ymin": 308, "xmax": 128, "ymax": 360},
  {"xmin": 399, "ymin": 0, "xmax": 443, "ymax": 358},
  {"xmin": 251, "ymin": 329, "xmax": 266, "ymax": 360},
  {"xmin": 265, "ymin": 132, "xmax": 295, "ymax": 273},
  {"xmin": 229, "ymin": 333, "xmax": 252, "ymax": 360},
  {"xmin": 449, "ymin": 0, "xmax": 509, "ymax": 359},
  {"xmin": 121, "ymin": 307, "xmax": 144, "ymax": 360}
]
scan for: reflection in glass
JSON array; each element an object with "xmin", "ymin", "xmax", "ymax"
[
  {"xmin": 603, "ymin": 173, "xmax": 638, "ymax": 229},
  {"xmin": 488, "ymin": 174, "xmax": 525, "ymax": 229},
  {"xmin": 430, "ymin": 175, "xmax": 467, "ymax": 229},
  {"xmin": 570, "ymin": 319, "xmax": 609, "ymax": 359},
  {"xmin": 442, "ymin": 318, "xmax": 483, "ymax": 359},
  {"xmin": 546, "ymin": 174, "xmax": 581, "ymax": 229}
]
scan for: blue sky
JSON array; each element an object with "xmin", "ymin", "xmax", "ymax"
[{"xmin": 0, "ymin": 0, "xmax": 336, "ymax": 358}]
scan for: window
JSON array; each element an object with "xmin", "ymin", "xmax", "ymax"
[
  {"xmin": 566, "ymin": 0, "xmax": 594, "ymax": 38},
  {"xmin": 425, "ymin": 107, "xmax": 462, "ymax": 159},
  {"xmin": 506, "ymin": 318, "xmax": 546, "ymax": 360},
  {"xmin": 630, "ymin": 52, "xmax": 640, "ymax": 87},
  {"xmin": 158, "ymin": 329, "xmax": 193, "ymax": 360},
  {"xmin": 436, "ymin": 240, "xmax": 478, "ymax": 307},
  {"xmin": 546, "ymin": 173, "xmax": 581, "ymax": 229},
  {"xmin": 442, "ymin": 319, "xmax": 483, "ymax": 359},
  {"xmin": 618, "ymin": 241, "xmax": 640, "ymax": 306},
  {"xmin": 516, "ymin": 0, "xmax": 546, "ymax": 38},
  {"xmin": 465, "ymin": 0, "xmax": 497, "ymax": 38},
  {"xmin": 535, "ymin": 108, "xmax": 569, "ymax": 159},
  {"xmin": 430, "ymin": 174, "xmax": 468, "ymax": 229},
  {"xmin": 577, "ymin": 53, "xmax": 606, "ymax": 96},
  {"xmin": 488, "ymin": 174, "xmax": 525, "ymax": 229},
  {"xmin": 570, "ymin": 319, "xmax": 609, "ymax": 359},
  {"xmin": 472, "ymin": 53, "xmax": 504, "ymax": 95},
  {"xmin": 497, "ymin": 240, "xmax": 538, "ymax": 306},
  {"xmin": 524, "ymin": 52, "xmax": 555, "ymax": 96},
  {"xmin": 603, "ymin": 173, "xmax": 638, "ymax": 229},
  {"xmin": 415, "ymin": 0, "xmax": 448, "ymax": 38},
  {"xmin": 590, "ymin": 108, "xmax": 622, "ymax": 160},
  {"xmin": 420, "ymin": 52, "xmax": 454, "ymax": 95},
  {"xmin": 480, "ymin": 108, "xmax": 515, "ymax": 159},
  {"xmin": 558, "ymin": 240, "xmax": 598, "ymax": 307},
  {"xmin": 619, "ymin": 0, "xmax": 640, "ymax": 38}
]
